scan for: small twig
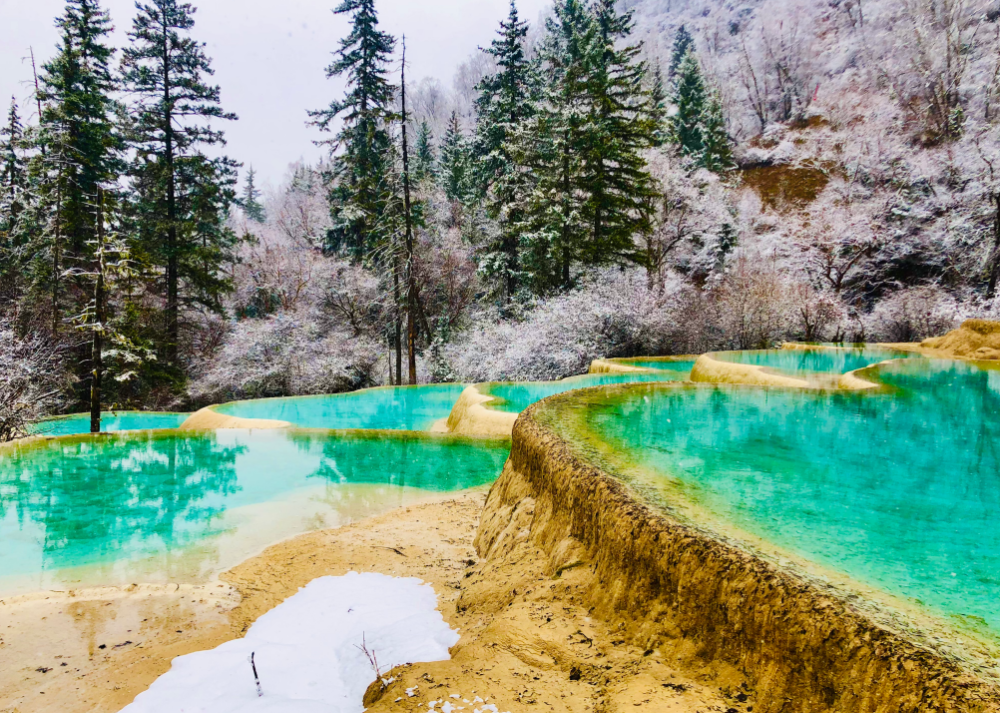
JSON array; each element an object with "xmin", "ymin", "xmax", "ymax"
[
  {"xmin": 375, "ymin": 546, "xmax": 407, "ymax": 557},
  {"xmin": 249, "ymin": 652, "xmax": 262, "ymax": 697},
  {"xmin": 355, "ymin": 633, "xmax": 386, "ymax": 688}
]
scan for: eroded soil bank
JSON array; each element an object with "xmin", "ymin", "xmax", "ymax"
[
  {"xmin": 0, "ymin": 491, "xmax": 737, "ymax": 713},
  {"xmin": 475, "ymin": 408, "xmax": 1000, "ymax": 713}
]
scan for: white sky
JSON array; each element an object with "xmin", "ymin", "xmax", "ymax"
[{"xmin": 0, "ymin": 0, "xmax": 552, "ymax": 186}]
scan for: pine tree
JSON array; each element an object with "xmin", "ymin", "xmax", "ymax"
[
  {"xmin": 473, "ymin": 0, "xmax": 537, "ymax": 303},
  {"xmin": 701, "ymin": 91, "xmax": 735, "ymax": 173},
  {"xmin": 579, "ymin": 0, "xmax": 657, "ymax": 268},
  {"xmin": 667, "ymin": 50, "xmax": 734, "ymax": 173},
  {"xmin": 241, "ymin": 166, "xmax": 266, "ymax": 222},
  {"xmin": 309, "ymin": 0, "xmax": 396, "ymax": 260},
  {"xmin": 0, "ymin": 98, "xmax": 26, "ymax": 300},
  {"xmin": 668, "ymin": 50, "xmax": 707, "ymax": 162},
  {"xmin": 33, "ymin": 0, "xmax": 122, "ymax": 343},
  {"xmin": 649, "ymin": 64, "xmax": 668, "ymax": 147},
  {"xmin": 516, "ymin": 0, "xmax": 594, "ymax": 292},
  {"xmin": 440, "ymin": 112, "xmax": 470, "ymax": 203},
  {"xmin": 669, "ymin": 25, "xmax": 694, "ymax": 77},
  {"xmin": 122, "ymin": 0, "xmax": 240, "ymax": 369},
  {"xmin": 413, "ymin": 121, "xmax": 436, "ymax": 182}
]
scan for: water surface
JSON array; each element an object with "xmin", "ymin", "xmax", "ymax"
[
  {"xmin": 214, "ymin": 384, "xmax": 468, "ymax": 430},
  {"xmin": 30, "ymin": 412, "xmax": 189, "ymax": 437},
  {"xmin": 539, "ymin": 358, "xmax": 1000, "ymax": 640},
  {"xmin": 713, "ymin": 346, "xmax": 916, "ymax": 376},
  {"xmin": 0, "ymin": 429, "xmax": 508, "ymax": 594},
  {"xmin": 481, "ymin": 371, "xmax": 692, "ymax": 413}
]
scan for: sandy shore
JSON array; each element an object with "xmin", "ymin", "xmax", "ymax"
[{"xmin": 0, "ymin": 490, "xmax": 739, "ymax": 713}]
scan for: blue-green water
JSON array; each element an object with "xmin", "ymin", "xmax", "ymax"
[
  {"xmin": 713, "ymin": 347, "xmax": 917, "ymax": 375},
  {"xmin": 30, "ymin": 412, "xmax": 189, "ymax": 436},
  {"xmin": 214, "ymin": 384, "xmax": 468, "ymax": 430},
  {"xmin": 480, "ymin": 372, "xmax": 692, "ymax": 413},
  {"xmin": 541, "ymin": 358, "xmax": 1000, "ymax": 639},
  {"xmin": 611, "ymin": 357, "xmax": 698, "ymax": 373},
  {"xmin": 0, "ymin": 429, "xmax": 508, "ymax": 590}
]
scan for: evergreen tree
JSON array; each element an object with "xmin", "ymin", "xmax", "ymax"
[
  {"xmin": 669, "ymin": 25, "xmax": 694, "ymax": 77},
  {"xmin": 241, "ymin": 166, "xmax": 266, "ymax": 222},
  {"xmin": 0, "ymin": 98, "xmax": 27, "ymax": 300},
  {"xmin": 667, "ymin": 50, "xmax": 734, "ymax": 173},
  {"xmin": 701, "ymin": 91, "xmax": 735, "ymax": 172},
  {"xmin": 309, "ymin": 0, "xmax": 396, "ymax": 260},
  {"xmin": 580, "ymin": 0, "xmax": 657, "ymax": 268},
  {"xmin": 439, "ymin": 112, "xmax": 470, "ymax": 203},
  {"xmin": 413, "ymin": 121, "xmax": 436, "ymax": 182},
  {"xmin": 649, "ymin": 64, "xmax": 668, "ymax": 146},
  {"xmin": 122, "ymin": 0, "xmax": 240, "ymax": 368},
  {"xmin": 473, "ymin": 0, "xmax": 537, "ymax": 303},
  {"xmin": 32, "ymin": 0, "xmax": 122, "ymax": 343},
  {"xmin": 516, "ymin": 0, "xmax": 594, "ymax": 292},
  {"xmin": 668, "ymin": 50, "xmax": 707, "ymax": 162}
]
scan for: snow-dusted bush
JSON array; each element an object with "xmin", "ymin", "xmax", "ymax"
[
  {"xmin": 440, "ymin": 268, "xmax": 695, "ymax": 382},
  {"xmin": 187, "ymin": 310, "xmax": 383, "ymax": 404},
  {"xmin": 714, "ymin": 256, "xmax": 799, "ymax": 349},
  {"xmin": 0, "ymin": 319, "xmax": 65, "ymax": 442},
  {"xmin": 864, "ymin": 285, "xmax": 962, "ymax": 342}
]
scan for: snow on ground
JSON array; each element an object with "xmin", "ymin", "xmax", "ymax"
[{"xmin": 122, "ymin": 572, "xmax": 459, "ymax": 712}]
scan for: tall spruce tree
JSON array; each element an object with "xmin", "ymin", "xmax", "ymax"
[
  {"xmin": 0, "ymin": 98, "xmax": 26, "ymax": 300},
  {"xmin": 667, "ymin": 50, "xmax": 733, "ymax": 173},
  {"xmin": 668, "ymin": 50, "xmax": 707, "ymax": 162},
  {"xmin": 241, "ymin": 166, "xmax": 266, "ymax": 222},
  {"xmin": 122, "ymin": 0, "xmax": 239, "ymax": 369},
  {"xmin": 309, "ymin": 0, "xmax": 396, "ymax": 261},
  {"xmin": 580, "ymin": 0, "xmax": 656, "ymax": 268},
  {"xmin": 649, "ymin": 64, "xmax": 668, "ymax": 146},
  {"xmin": 440, "ymin": 112, "xmax": 470, "ymax": 203},
  {"xmin": 669, "ymin": 25, "xmax": 694, "ymax": 77},
  {"xmin": 515, "ymin": 0, "xmax": 594, "ymax": 292},
  {"xmin": 473, "ymin": 0, "xmax": 537, "ymax": 303},
  {"xmin": 413, "ymin": 121, "xmax": 436, "ymax": 182},
  {"xmin": 33, "ymin": 0, "xmax": 122, "ymax": 345}
]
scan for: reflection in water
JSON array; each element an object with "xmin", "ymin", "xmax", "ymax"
[
  {"xmin": 0, "ymin": 430, "xmax": 508, "ymax": 593},
  {"xmin": 29, "ymin": 412, "xmax": 190, "ymax": 437},
  {"xmin": 541, "ymin": 358, "xmax": 1000, "ymax": 639},
  {"xmin": 214, "ymin": 384, "xmax": 469, "ymax": 431}
]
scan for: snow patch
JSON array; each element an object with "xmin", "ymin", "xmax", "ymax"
[{"xmin": 121, "ymin": 572, "xmax": 459, "ymax": 712}]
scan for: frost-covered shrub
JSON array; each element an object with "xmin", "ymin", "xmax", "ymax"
[
  {"xmin": 714, "ymin": 256, "xmax": 798, "ymax": 349},
  {"xmin": 0, "ymin": 319, "xmax": 65, "ymax": 442},
  {"xmin": 864, "ymin": 285, "xmax": 962, "ymax": 342},
  {"xmin": 440, "ymin": 269, "xmax": 696, "ymax": 382},
  {"xmin": 188, "ymin": 310, "xmax": 383, "ymax": 404}
]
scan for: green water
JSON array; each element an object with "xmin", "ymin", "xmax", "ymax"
[
  {"xmin": 713, "ymin": 347, "xmax": 917, "ymax": 375},
  {"xmin": 480, "ymin": 372, "xmax": 693, "ymax": 413},
  {"xmin": 612, "ymin": 357, "xmax": 698, "ymax": 373},
  {"xmin": 214, "ymin": 384, "xmax": 468, "ymax": 430},
  {"xmin": 540, "ymin": 358, "xmax": 1000, "ymax": 639},
  {"xmin": 0, "ymin": 429, "xmax": 508, "ymax": 591},
  {"xmin": 30, "ymin": 412, "xmax": 189, "ymax": 436}
]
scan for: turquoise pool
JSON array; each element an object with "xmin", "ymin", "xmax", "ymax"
[
  {"xmin": 539, "ymin": 358, "xmax": 1000, "ymax": 640},
  {"xmin": 611, "ymin": 357, "xmax": 698, "ymax": 373},
  {"xmin": 30, "ymin": 412, "xmax": 189, "ymax": 436},
  {"xmin": 713, "ymin": 346, "xmax": 917, "ymax": 375},
  {"xmin": 0, "ymin": 429, "xmax": 508, "ymax": 593},
  {"xmin": 213, "ymin": 384, "xmax": 468, "ymax": 430},
  {"xmin": 480, "ymin": 371, "xmax": 693, "ymax": 414}
]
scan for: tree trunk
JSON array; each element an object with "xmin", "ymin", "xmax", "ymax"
[
  {"xmin": 90, "ymin": 189, "xmax": 106, "ymax": 434},
  {"xmin": 988, "ymin": 193, "xmax": 1000, "ymax": 298},
  {"xmin": 163, "ymin": 16, "xmax": 179, "ymax": 368},
  {"xmin": 52, "ymin": 183, "xmax": 62, "ymax": 337},
  {"xmin": 401, "ymin": 38, "xmax": 418, "ymax": 385},
  {"xmin": 393, "ymin": 262, "xmax": 402, "ymax": 386}
]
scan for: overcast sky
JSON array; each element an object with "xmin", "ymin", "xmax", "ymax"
[{"xmin": 0, "ymin": 0, "xmax": 552, "ymax": 186}]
